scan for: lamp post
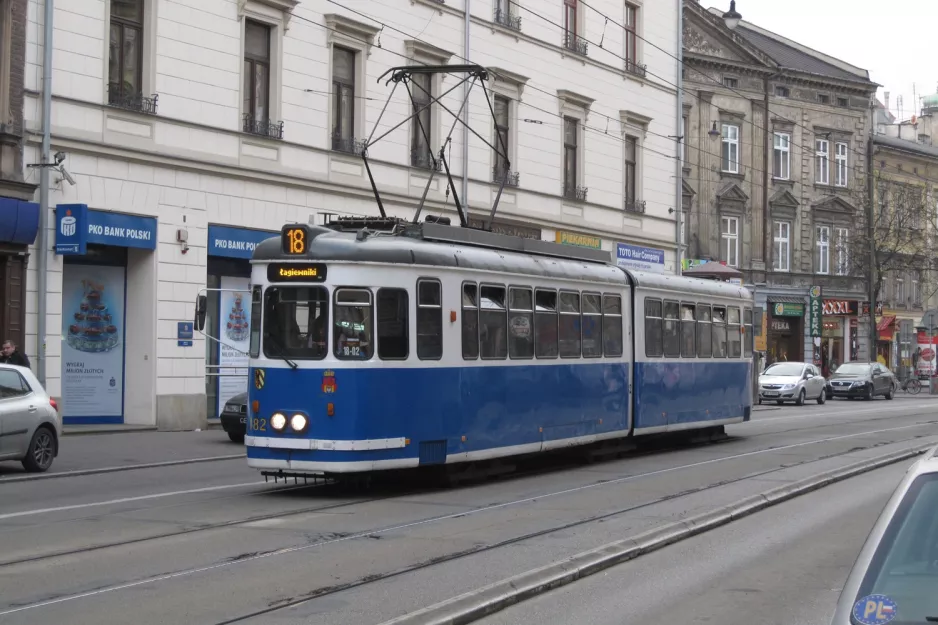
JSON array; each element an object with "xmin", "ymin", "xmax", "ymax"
[
  {"xmin": 751, "ymin": 281, "xmax": 767, "ymax": 404},
  {"xmin": 722, "ymin": 1, "xmax": 742, "ymax": 30}
]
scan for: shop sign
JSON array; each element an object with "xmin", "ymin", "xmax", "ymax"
[
  {"xmin": 468, "ymin": 218, "xmax": 542, "ymax": 240},
  {"xmin": 55, "ymin": 204, "xmax": 158, "ymax": 254},
  {"xmin": 208, "ymin": 225, "xmax": 278, "ymax": 260},
  {"xmin": 615, "ymin": 243, "xmax": 666, "ymax": 273},
  {"xmin": 772, "ymin": 302, "xmax": 804, "ymax": 317},
  {"xmin": 809, "ymin": 286, "xmax": 823, "ymax": 337},
  {"xmin": 177, "ymin": 322, "xmax": 193, "ymax": 347},
  {"xmin": 861, "ymin": 301, "xmax": 885, "ymax": 317},
  {"xmin": 822, "ymin": 299, "xmax": 859, "ymax": 316},
  {"xmin": 555, "ymin": 230, "xmax": 602, "ymax": 249},
  {"xmin": 770, "ymin": 319, "xmax": 792, "ymax": 332}
]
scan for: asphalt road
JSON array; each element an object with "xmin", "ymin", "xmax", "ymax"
[
  {"xmin": 476, "ymin": 458, "xmax": 913, "ymax": 625},
  {"xmin": 0, "ymin": 396, "xmax": 936, "ymax": 625}
]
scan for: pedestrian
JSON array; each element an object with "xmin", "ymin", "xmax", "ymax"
[{"xmin": 1, "ymin": 339, "xmax": 31, "ymax": 369}]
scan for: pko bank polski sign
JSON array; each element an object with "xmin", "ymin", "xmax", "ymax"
[
  {"xmin": 615, "ymin": 242, "xmax": 665, "ymax": 273},
  {"xmin": 55, "ymin": 204, "xmax": 157, "ymax": 255}
]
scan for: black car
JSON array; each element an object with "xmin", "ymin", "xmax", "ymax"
[
  {"xmin": 827, "ymin": 362, "xmax": 896, "ymax": 400},
  {"xmin": 220, "ymin": 392, "xmax": 247, "ymax": 442}
]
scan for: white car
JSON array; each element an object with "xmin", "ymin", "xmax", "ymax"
[
  {"xmin": 0, "ymin": 364, "xmax": 61, "ymax": 472},
  {"xmin": 758, "ymin": 361, "xmax": 827, "ymax": 406}
]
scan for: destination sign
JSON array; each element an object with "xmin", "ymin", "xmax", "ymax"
[
  {"xmin": 267, "ymin": 263, "xmax": 327, "ymax": 283},
  {"xmin": 282, "ymin": 225, "xmax": 308, "ymax": 255}
]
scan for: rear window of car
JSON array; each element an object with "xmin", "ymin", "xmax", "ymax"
[{"xmin": 854, "ymin": 472, "xmax": 938, "ymax": 623}]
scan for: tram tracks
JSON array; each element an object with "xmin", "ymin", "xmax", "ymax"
[{"xmin": 2, "ymin": 418, "xmax": 935, "ymax": 621}]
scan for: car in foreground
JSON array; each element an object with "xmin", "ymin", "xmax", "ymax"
[
  {"xmin": 220, "ymin": 392, "xmax": 247, "ymax": 442},
  {"xmin": 831, "ymin": 444, "xmax": 938, "ymax": 624},
  {"xmin": 0, "ymin": 363, "xmax": 61, "ymax": 472},
  {"xmin": 758, "ymin": 361, "xmax": 827, "ymax": 405},
  {"xmin": 827, "ymin": 362, "xmax": 896, "ymax": 400}
]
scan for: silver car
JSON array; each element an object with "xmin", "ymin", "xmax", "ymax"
[
  {"xmin": 0, "ymin": 364, "xmax": 61, "ymax": 472},
  {"xmin": 831, "ymin": 444, "xmax": 938, "ymax": 624},
  {"xmin": 758, "ymin": 361, "xmax": 827, "ymax": 406}
]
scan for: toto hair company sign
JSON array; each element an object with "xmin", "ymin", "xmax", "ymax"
[{"xmin": 615, "ymin": 242, "xmax": 666, "ymax": 273}]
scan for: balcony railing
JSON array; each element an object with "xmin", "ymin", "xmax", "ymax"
[
  {"xmin": 411, "ymin": 149, "xmax": 443, "ymax": 171},
  {"xmin": 243, "ymin": 114, "xmax": 284, "ymax": 139},
  {"xmin": 563, "ymin": 33, "xmax": 588, "ymax": 56},
  {"xmin": 107, "ymin": 85, "xmax": 158, "ymax": 115},
  {"xmin": 562, "ymin": 183, "xmax": 588, "ymax": 202},
  {"xmin": 332, "ymin": 133, "xmax": 365, "ymax": 155},
  {"xmin": 624, "ymin": 198, "xmax": 646, "ymax": 213},
  {"xmin": 492, "ymin": 166, "xmax": 520, "ymax": 187},
  {"xmin": 493, "ymin": 7, "xmax": 522, "ymax": 30},
  {"xmin": 625, "ymin": 59, "xmax": 647, "ymax": 78}
]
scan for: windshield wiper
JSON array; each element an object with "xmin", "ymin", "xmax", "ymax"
[{"xmin": 263, "ymin": 338, "xmax": 298, "ymax": 370}]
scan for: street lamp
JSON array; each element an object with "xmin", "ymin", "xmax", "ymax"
[
  {"xmin": 750, "ymin": 281, "xmax": 767, "ymax": 404},
  {"xmin": 722, "ymin": 1, "xmax": 742, "ymax": 30},
  {"xmin": 708, "ymin": 121, "xmax": 721, "ymax": 139}
]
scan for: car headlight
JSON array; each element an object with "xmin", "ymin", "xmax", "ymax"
[
  {"xmin": 782, "ymin": 383, "xmax": 795, "ymax": 390},
  {"xmin": 224, "ymin": 403, "xmax": 236, "ymax": 412},
  {"xmin": 290, "ymin": 414, "xmax": 308, "ymax": 432},
  {"xmin": 270, "ymin": 412, "xmax": 287, "ymax": 431}
]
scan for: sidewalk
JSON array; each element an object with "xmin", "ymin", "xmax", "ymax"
[{"xmin": 62, "ymin": 419, "xmax": 223, "ymax": 437}]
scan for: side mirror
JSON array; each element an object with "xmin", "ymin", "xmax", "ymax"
[{"xmin": 195, "ymin": 295, "xmax": 208, "ymax": 331}]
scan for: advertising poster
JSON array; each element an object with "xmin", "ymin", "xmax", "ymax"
[
  {"xmin": 61, "ymin": 264, "xmax": 126, "ymax": 420},
  {"xmin": 217, "ymin": 276, "xmax": 251, "ymax": 415}
]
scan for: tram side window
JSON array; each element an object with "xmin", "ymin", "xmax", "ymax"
[
  {"xmin": 263, "ymin": 286, "xmax": 329, "ymax": 360},
  {"xmin": 581, "ymin": 293, "xmax": 603, "ymax": 358},
  {"xmin": 697, "ymin": 304, "xmax": 712, "ymax": 358},
  {"xmin": 644, "ymin": 299, "xmax": 663, "ymax": 358},
  {"xmin": 743, "ymin": 308, "xmax": 753, "ymax": 357},
  {"xmin": 680, "ymin": 303, "xmax": 696, "ymax": 358},
  {"xmin": 712, "ymin": 306, "xmax": 727, "ymax": 358},
  {"xmin": 727, "ymin": 307, "xmax": 742, "ymax": 358},
  {"xmin": 417, "ymin": 279, "xmax": 443, "ymax": 360},
  {"xmin": 480, "ymin": 285, "xmax": 508, "ymax": 359},
  {"xmin": 559, "ymin": 291, "xmax": 581, "ymax": 358},
  {"xmin": 462, "ymin": 283, "xmax": 479, "ymax": 360},
  {"xmin": 602, "ymin": 294, "xmax": 623, "ymax": 357},
  {"xmin": 663, "ymin": 301, "xmax": 681, "ymax": 357},
  {"xmin": 249, "ymin": 285, "xmax": 262, "ymax": 358},
  {"xmin": 535, "ymin": 289, "xmax": 559, "ymax": 358},
  {"xmin": 508, "ymin": 287, "xmax": 534, "ymax": 359},
  {"xmin": 334, "ymin": 288, "xmax": 374, "ymax": 360},
  {"xmin": 377, "ymin": 288, "xmax": 408, "ymax": 360}
]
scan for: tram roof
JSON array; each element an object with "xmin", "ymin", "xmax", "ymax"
[{"xmin": 627, "ymin": 268, "xmax": 753, "ymax": 299}]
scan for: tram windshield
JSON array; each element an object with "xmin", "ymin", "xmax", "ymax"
[{"xmin": 263, "ymin": 286, "xmax": 329, "ymax": 360}]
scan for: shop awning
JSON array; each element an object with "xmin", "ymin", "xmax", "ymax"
[
  {"xmin": 0, "ymin": 197, "xmax": 40, "ymax": 245},
  {"xmin": 768, "ymin": 296, "xmax": 807, "ymax": 304},
  {"xmin": 877, "ymin": 315, "xmax": 896, "ymax": 331}
]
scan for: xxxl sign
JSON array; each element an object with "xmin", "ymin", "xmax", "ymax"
[{"xmin": 822, "ymin": 300, "xmax": 859, "ymax": 316}]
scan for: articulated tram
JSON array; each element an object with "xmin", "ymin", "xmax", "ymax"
[{"xmin": 199, "ymin": 216, "xmax": 753, "ymax": 479}]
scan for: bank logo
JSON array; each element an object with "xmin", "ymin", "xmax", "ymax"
[
  {"xmin": 61, "ymin": 210, "xmax": 77, "ymax": 237},
  {"xmin": 109, "ymin": 377, "xmax": 116, "ymax": 388}
]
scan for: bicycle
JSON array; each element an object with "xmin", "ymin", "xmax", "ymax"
[{"xmin": 900, "ymin": 376, "xmax": 922, "ymax": 395}]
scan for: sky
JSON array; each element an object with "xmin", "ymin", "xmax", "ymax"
[{"xmin": 710, "ymin": 0, "xmax": 937, "ymax": 120}]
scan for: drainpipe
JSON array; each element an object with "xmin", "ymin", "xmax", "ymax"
[
  {"xmin": 762, "ymin": 74, "xmax": 771, "ymax": 273},
  {"xmin": 462, "ymin": 0, "xmax": 470, "ymax": 221},
  {"xmin": 37, "ymin": 0, "xmax": 54, "ymax": 385},
  {"xmin": 674, "ymin": 0, "xmax": 683, "ymax": 275}
]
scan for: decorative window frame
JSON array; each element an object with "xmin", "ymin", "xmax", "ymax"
[
  {"xmin": 238, "ymin": 0, "xmax": 294, "ymax": 128},
  {"xmin": 623, "ymin": 0, "xmax": 643, "ymax": 70},
  {"xmin": 404, "ymin": 39, "xmax": 453, "ymax": 166},
  {"xmin": 557, "ymin": 89, "xmax": 594, "ymax": 189},
  {"xmin": 619, "ymin": 109, "xmax": 651, "ymax": 207},
  {"xmin": 487, "ymin": 67, "xmax": 528, "ymax": 178},
  {"xmin": 324, "ymin": 14, "xmax": 380, "ymax": 146},
  {"xmin": 101, "ymin": 0, "xmax": 159, "ymax": 101}
]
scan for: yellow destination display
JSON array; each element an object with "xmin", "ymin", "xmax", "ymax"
[
  {"xmin": 282, "ymin": 225, "xmax": 308, "ymax": 255},
  {"xmin": 266, "ymin": 263, "xmax": 328, "ymax": 282}
]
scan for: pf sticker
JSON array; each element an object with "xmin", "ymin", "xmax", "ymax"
[{"xmin": 852, "ymin": 594, "xmax": 898, "ymax": 625}]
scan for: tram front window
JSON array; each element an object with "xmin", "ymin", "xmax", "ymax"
[{"xmin": 263, "ymin": 286, "xmax": 329, "ymax": 360}]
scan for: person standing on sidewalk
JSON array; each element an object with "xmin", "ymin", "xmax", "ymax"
[{"xmin": 0, "ymin": 339, "xmax": 31, "ymax": 369}]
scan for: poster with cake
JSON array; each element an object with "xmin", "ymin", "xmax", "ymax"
[
  {"xmin": 61, "ymin": 264, "xmax": 125, "ymax": 420},
  {"xmin": 217, "ymin": 276, "xmax": 251, "ymax": 416}
]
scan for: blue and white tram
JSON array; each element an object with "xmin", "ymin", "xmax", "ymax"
[{"xmin": 235, "ymin": 219, "xmax": 752, "ymax": 478}]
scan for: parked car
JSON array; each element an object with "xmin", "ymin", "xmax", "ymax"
[
  {"xmin": 220, "ymin": 392, "xmax": 247, "ymax": 442},
  {"xmin": 0, "ymin": 364, "xmax": 61, "ymax": 472},
  {"xmin": 830, "ymin": 443, "xmax": 938, "ymax": 624},
  {"xmin": 827, "ymin": 362, "xmax": 896, "ymax": 400},
  {"xmin": 758, "ymin": 361, "xmax": 827, "ymax": 405}
]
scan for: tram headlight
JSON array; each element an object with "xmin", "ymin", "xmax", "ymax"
[
  {"xmin": 270, "ymin": 412, "xmax": 287, "ymax": 431},
  {"xmin": 290, "ymin": 413, "xmax": 308, "ymax": 433}
]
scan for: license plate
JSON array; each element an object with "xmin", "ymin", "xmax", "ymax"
[
  {"xmin": 240, "ymin": 417, "xmax": 246, "ymax": 424},
  {"xmin": 763, "ymin": 391, "xmax": 779, "ymax": 397}
]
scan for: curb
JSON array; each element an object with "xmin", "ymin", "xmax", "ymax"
[
  {"xmin": 379, "ymin": 442, "xmax": 935, "ymax": 625},
  {"xmin": 0, "ymin": 453, "xmax": 247, "ymax": 484},
  {"xmin": 62, "ymin": 426, "xmax": 158, "ymax": 437}
]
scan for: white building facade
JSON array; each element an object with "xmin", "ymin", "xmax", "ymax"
[{"xmin": 22, "ymin": 0, "xmax": 681, "ymax": 428}]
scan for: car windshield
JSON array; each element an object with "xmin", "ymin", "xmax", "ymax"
[
  {"xmin": 835, "ymin": 363, "xmax": 871, "ymax": 375},
  {"xmin": 762, "ymin": 363, "xmax": 804, "ymax": 377},
  {"xmin": 854, "ymin": 473, "xmax": 938, "ymax": 624}
]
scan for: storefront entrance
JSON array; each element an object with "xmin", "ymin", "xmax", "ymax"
[{"xmin": 766, "ymin": 300, "xmax": 804, "ymax": 364}]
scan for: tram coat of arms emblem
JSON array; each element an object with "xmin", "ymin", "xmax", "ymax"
[{"xmin": 322, "ymin": 370, "xmax": 337, "ymax": 394}]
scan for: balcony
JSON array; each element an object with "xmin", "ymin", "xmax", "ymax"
[
  {"xmin": 243, "ymin": 115, "xmax": 284, "ymax": 140},
  {"xmin": 625, "ymin": 59, "xmax": 647, "ymax": 78},
  {"xmin": 563, "ymin": 33, "xmax": 588, "ymax": 56},
  {"xmin": 562, "ymin": 183, "xmax": 588, "ymax": 202},
  {"xmin": 624, "ymin": 198, "xmax": 646, "ymax": 213},
  {"xmin": 492, "ymin": 166, "xmax": 520, "ymax": 187},
  {"xmin": 332, "ymin": 133, "xmax": 365, "ymax": 155},
  {"xmin": 411, "ymin": 149, "xmax": 443, "ymax": 171},
  {"xmin": 107, "ymin": 85, "xmax": 158, "ymax": 115},
  {"xmin": 493, "ymin": 7, "xmax": 522, "ymax": 30}
]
